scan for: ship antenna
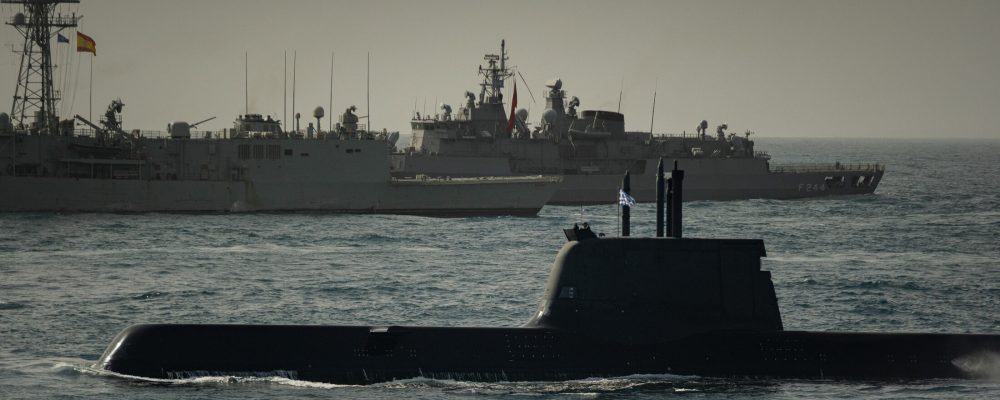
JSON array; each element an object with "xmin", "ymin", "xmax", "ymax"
[
  {"xmin": 89, "ymin": 48, "xmax": 93, "ymax": 122},
  {"xmin": 245, "ymin": 51, "xmax": 249, "ymax": 116},
  {"xmin": 283, "ymin": 50, "xmax": 287, "ymax": 132},
  {"xmin": 649, "ymin": 79, "xmax": 658, "ymax": 135},
  {"xmin": 500, "ymin": 40, "xmax": 505, "ymax": 73},
  {"xmin": 292, "ymin": 51, "xmax": 297, "ymax": 132},
  {"xmin": 329, "ymin": 51, "xmax": 334, "ymax": 133},
  {"xmin": 516, "ymin": 70, "xmax": 537, "ymax": 105},
  {"xmin": 367, "ymin": 52, "xmax": 371, "ymax": 131},
  {"xmin": 618, "ymin": 76, "xmax": 624, "ymax": 113}
]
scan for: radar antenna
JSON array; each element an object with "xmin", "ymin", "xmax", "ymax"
[
  {"xmin": 478, "ymin": 40, "xmax": 513, "ymax": 106},
  {"xmin": 4, "ymin": 0, "xmax": 81, "ymax": 134}
]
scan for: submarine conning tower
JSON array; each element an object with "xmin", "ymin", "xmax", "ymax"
[{"xmin": 528, "ymin": 159, "xmax": 784, "ymax": 343}]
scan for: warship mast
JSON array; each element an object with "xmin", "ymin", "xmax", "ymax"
[
  {"xmin": 4, "ymin": 0, "xmax": 80, "ymax": 134},
  {"xmin": 478, "ymin": 39, "xmax": 512, "ymax": 107}
]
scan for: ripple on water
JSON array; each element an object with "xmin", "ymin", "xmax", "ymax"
[
  {"xmin": 129, "ymin": 291, "xmax": 169, "ymax": 301},
  {"xmin": 0, "ymin": 300, "xmax": 29, "ymax": 310}
]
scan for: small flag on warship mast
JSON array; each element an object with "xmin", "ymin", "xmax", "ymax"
[
  {"xmin": 618, "ymin": 189, "xmax": 636, "ymax": 207},
  {"xmin": 507, "ymin": 81, "xmax": 518, "ymax": 133},
  {"xmin": 77, "ymin": 32, "xmax": 96, "ymax": 55}
]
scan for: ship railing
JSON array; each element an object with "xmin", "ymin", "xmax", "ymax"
[
  {"xmin": 9, "ymin": 15, "xmax": 80, "ymax": 27},
  {"xmin": 643, "ymin": 131, "xmax": 743, "ymax": 140},
  {"xmin": 71, "ymin": 128, "xmax": 178, "ymax": 139},
  {"xmin": 74, "ymin": 128, "xmax": 96, "ymax": 137},
  {"xmin": 643, "ymin": 132, "xmax": 698, "ymax": 139},
  {"xmin": 770, "ymin": 163, "xmax": 885, "ymax": 173},
  {"xmin": 71, "ymin": 128, "xmax": 391, "ymax": 141},
  {"xmin": 134, "ymin": 130, "xmax": 169, "ymax": 139},
  {"xmin": 134, "ymin": 130, "xmax": 227, "ymax": 139},
  {"xmin": 73, "ymin": 129, "xmax": 232, "ymax": 140}
]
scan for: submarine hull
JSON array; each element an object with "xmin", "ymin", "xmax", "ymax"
[{"xmin": 99, "ymin": 324, "xmax": 1000, "ymax": 384}]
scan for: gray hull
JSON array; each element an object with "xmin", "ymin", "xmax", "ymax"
[
  {"xmin": 392, "ymin": 154, "xmax": 883, "ymax": 205},
  {"xmin": 551, "ymin": 159, "xmax": 882, "ymax": 204},
  {"xmin": 0, "ymin": 134, "xmax": 559, "ymax": 216},
  {"xmin": 0, "ymin": 175, "xmax": 559, "ymax": 216}
]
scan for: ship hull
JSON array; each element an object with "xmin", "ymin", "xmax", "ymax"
[
  {"xmin": 0, "ymin": 176, "xmax": 557, "ymax": 216},
  {"xmin": 100, "ymin": 324, "xmax": 1000, "ymax": 384},
  {"xmin": 0, "ymin": 135, "xmax": 559, "ymax": 216},
  {"xmin": 392, "ymin": 155, "xmax": 884, "ymax": 205}
]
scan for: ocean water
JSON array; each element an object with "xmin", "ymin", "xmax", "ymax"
[{"xmin": 0, "ymin": 137, "xmax": 998, "ymax": 399}]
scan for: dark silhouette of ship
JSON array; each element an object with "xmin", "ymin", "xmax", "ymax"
[{"xmin": 98, "ymin": 160, "xmax": 998, "ymax": 383}]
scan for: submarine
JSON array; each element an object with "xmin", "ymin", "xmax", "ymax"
[{"xmin": 97, "ymin": 160, "xmax": 1000, "ymax": 384}]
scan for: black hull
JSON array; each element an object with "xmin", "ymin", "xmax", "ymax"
[{"xmin": 100, "ymin": 324, "xmax": 1000, "ymax": 384}]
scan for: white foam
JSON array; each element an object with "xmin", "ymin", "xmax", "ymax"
[
  {"xmin": 953, "ymin": 351, "xmax": 1000, "ymax": 380},
  {"xmin": 75, "ymin": 364, "xmax": 357, "ymax": 388}
]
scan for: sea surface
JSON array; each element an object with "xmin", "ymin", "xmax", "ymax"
[{"xmin": 1, "ymin": 137, "xmax": 998, "ymax": 399}]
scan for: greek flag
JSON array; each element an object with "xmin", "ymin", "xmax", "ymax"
[{"xmin": 618, "ymin": 189, "xmax": 636, "ymax": 207}]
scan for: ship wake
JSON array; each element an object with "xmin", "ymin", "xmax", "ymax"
[{"xmin": 953, "ymin": 351, "xmax": 1000, "ymax": 380}]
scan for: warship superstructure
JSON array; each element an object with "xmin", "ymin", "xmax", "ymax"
[
  {"xmin": 0, "ymin": 1, "xmax": 558, "ymax": 215},
  {"xmin": 391, "ymin": 41, "xmax": 885, "ymax": 204}
]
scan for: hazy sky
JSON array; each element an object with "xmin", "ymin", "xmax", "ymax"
[{"xmin": 2, "ymin": 0, "xmax": 998, "ymax": 138}]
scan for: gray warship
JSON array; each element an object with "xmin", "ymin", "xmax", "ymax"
[
  {"xmin": 391, "ymin": 41, "xmax": 885, "ymax": 205},
  {"xmin": 0, "ymin": 1, "xmax": 558, "ymax": 215}
]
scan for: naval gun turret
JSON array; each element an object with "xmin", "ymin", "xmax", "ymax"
[
  {"xmin": 98, "ymin": 159, "xmax": 998, "ymax": 384},
  {"xmin": 168, "ymin": 116, "xmax": 216, "ymax": 140}
]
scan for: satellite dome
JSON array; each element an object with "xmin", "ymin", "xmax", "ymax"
[
  {"xmin": 313, "ymin": 106, "xmax": 325, "ymax": 119},
  {"xmin": 515, "ymin": 108, "xmax": 528, "ymax": 122},
  {"xmin": 541, "ymin": 109, "xmax": 558, "ymax": 125}
]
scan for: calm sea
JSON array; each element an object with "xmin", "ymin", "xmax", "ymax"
[{"xmin": 1, "ymin": 137, "xmax": 998, "ymax": 399}]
